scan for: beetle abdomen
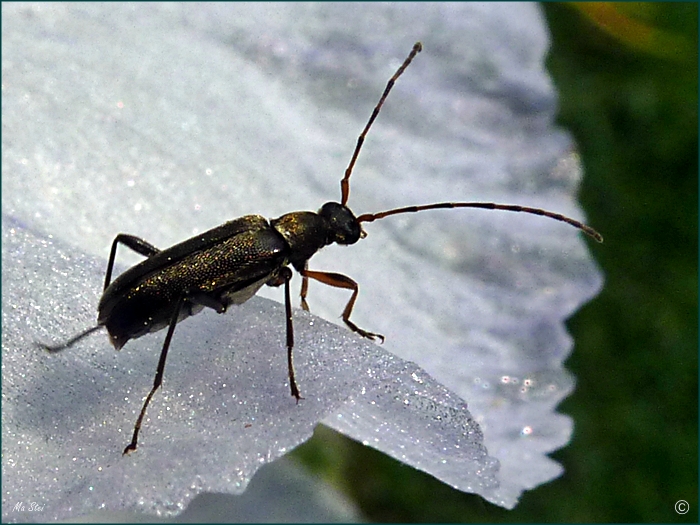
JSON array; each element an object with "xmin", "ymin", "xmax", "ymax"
[{"xmin": 99, "ymin": 224, "xmax": 289, "ymax": 350}]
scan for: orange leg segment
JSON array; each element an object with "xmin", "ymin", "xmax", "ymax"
[{"xmin": 300, "ymin": 269, "xmax": 384, "ymax": 343}]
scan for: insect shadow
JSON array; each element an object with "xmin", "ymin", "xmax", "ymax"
[{"xmin": 39, "ymin": 42, "xmax": 602, "ymax": 455}]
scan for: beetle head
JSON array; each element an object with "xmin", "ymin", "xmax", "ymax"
[{"xmin": 319, "ymin": 202, "xmax": 365, "ymax": 245}]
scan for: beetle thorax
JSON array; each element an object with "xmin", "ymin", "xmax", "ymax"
[{"xmin": 271, "ymin": 203, "xmax": 362, "ymax": 270}]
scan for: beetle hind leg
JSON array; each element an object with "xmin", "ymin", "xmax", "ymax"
[
  {"xmin": 37, "ymin": 325, "xmax": 103, "ymax": 353},
  {"xmin": 104, "ymin": 234, "xmax": 161, "ymax": 291},
  {"xmin": 123, "ymin": 295, "xmax": 184, "ymax": 455}
]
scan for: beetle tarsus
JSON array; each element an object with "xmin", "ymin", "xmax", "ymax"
[
  {"xmin": 344, "ymin": 319, "xmax": 385, "ymax": 343},
  {"xmin": 38, "ymin": 325, "xmax": 103, "ymax": 353}
]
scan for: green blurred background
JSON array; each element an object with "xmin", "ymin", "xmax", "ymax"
[{"xmin": 291, "ymin": 3, "xmax": 699, "ymax": 522}]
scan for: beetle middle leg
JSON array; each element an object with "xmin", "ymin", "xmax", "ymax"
[
  {"xmin": 267, "ymin": 267, "xmax": 303, "ymax": 401},
  {"xmin": 300, "ymin": 269, "xmax": 384, "ymax": 343},
  {"xmin": 104, "ymin": 234, "xmax": 161, "ymax": 291}
]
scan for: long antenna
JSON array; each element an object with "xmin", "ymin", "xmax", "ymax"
[
  {"xmin": 357, "ymin": 202, "xmax": 603, "ymax": 242},
  {"xmin": 340, "ymin": 42, "xmax": 422, "ymax": 206}
]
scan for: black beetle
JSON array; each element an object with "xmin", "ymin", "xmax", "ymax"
[{"xmin": 41, "ymin": 42, "xmax": 602, "ymax": 454}]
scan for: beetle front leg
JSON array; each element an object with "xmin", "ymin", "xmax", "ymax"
[
  {"xmin": 300, "ymin": 261, "xmax": 310, "ymax": 311},
  {"xmin": 300, "ymin": 269, "xmax": 384, "ymax": 343}
]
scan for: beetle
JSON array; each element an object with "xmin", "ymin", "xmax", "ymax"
[{"xmin": 40, "ymin": 42, "xmax": 602, "ymax": 455}]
